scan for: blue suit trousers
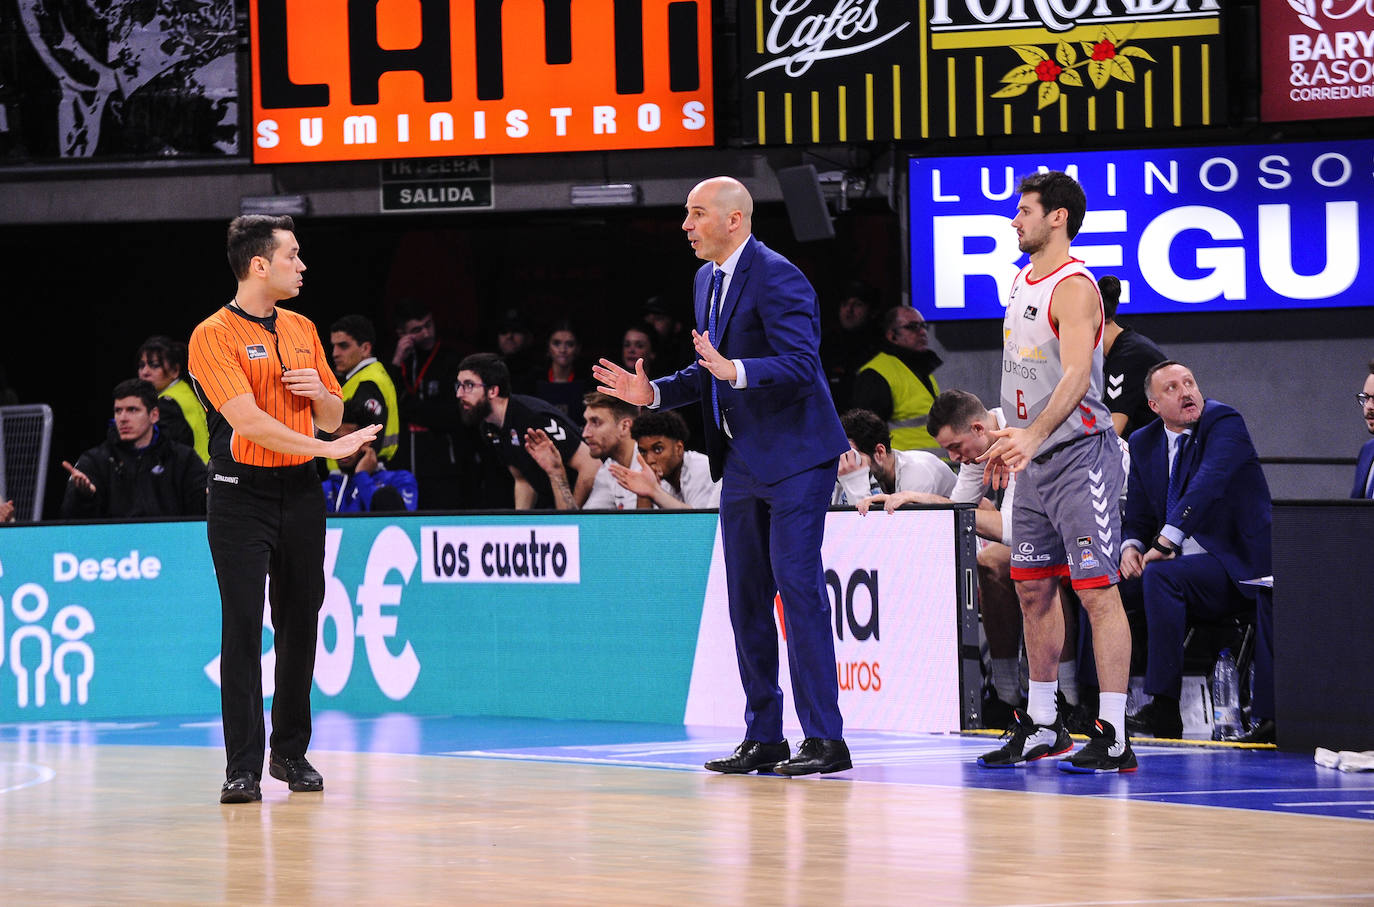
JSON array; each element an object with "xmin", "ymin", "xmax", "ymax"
[
  {"xmin": 719, "ymin": 445, "xmax": 843, "ymax": 742},
  {"xmin": 1142, "ymin": 552, "xmax": 1253, "ymax": 701}
]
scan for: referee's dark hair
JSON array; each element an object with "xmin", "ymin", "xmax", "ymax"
[
  {"xmin": 631, "ymin": 409, "xmax": 691, "ymax": 444},
  {"xmin": 840, "ymin": 409, "xmax": 890, "ymax": 458},
  {"xmin": 330, "ymin": 314, "xmax": 376, "ymax": 348},
  {"xmin": 1098, "ymin": 274, "xmax": 1122, "ymax": 321},
  {"xmin": 113, "ymin": 378, "xmax": 160, "ymax": 414},
  {"xmin": 227, "ymin": 215, "xmax": 296, "ymax": 281},
  {"xmin": 458, "ymin": 352, "xmax": 512, "ymax": 398}
]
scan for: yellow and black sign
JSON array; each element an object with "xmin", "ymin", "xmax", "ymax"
[
  {"xmin": 741, "ymin": 0, "xmax": 921, "ymax": 144},
  {"xmin": 740, "ymin": 0, "xmax": 1223, "ymax": 145},
  {"xmin": 922, "ymin": 0, "xmax": 1223, "ymax": 138}
]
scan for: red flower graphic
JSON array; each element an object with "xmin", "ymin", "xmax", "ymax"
[{"xmin": 992, "ymin": 27, "xmax": 1157, "ymax": 109}]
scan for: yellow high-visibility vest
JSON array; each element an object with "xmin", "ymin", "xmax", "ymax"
[
  {"xmin": 329, "ymin": 360, "xmax": 400, "ymax": 468},
  {"xmin": 857, "ymin": 351, "xmax": 940, "ymax": 451},
  {"xmin": 161, "ymin": 378, "xmax": 210, "ymax": 464}
]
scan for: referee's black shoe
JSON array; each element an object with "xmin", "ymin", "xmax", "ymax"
[
  {"xmin": 269, "ymin": 753, "xmax": 324, "ymax": 792},
  {"xmin": 220, "ymin": 771, "xmax": 262, "ymax": 804}
]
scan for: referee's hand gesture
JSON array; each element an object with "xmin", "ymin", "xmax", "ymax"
[
  {"xmin": 324, "ymin": 423, "xmax": 382, "ymax": 459},
  {"xmin": 282, "ymin": 367, "xmax": 330, "ymax": 400}
]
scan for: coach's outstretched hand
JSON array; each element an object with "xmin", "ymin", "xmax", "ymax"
[
  {"xmin": 592, "ymin": 357, "xmax": 654, "ymax": 406},
  {"xmin": 691, "ymin": 329, "xmax": 738, "ymax": 383}
]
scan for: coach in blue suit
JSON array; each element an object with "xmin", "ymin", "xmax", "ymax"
[
  {"xmin": 1352, "ymin": 439, "xmax": 1374, "ymax": 499},
  {"xmin": 1351, "ymin": 364, "xmax": 1374, "ymax": 498},
  {"xmin": 593, "ymin": 177, "xmax": 851, "ymax": 775},
  {"xmin": 1120, "ymin": 360, "xmax": 1275, "ymax": 742}
]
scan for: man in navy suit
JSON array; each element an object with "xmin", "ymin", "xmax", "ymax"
[
  {"xmin": 1121, "ymin": 361, "xmax": 1274, "ymax": 742},
  {"xmin": 592, "ymin": 176, "xmax": 852, "ymax": 775},
  {"xmin": 1351, "ymin": 360, "xmax": 1374, "ymax": 499}
]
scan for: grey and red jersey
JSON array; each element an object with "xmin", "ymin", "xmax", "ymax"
[{"xmin": 999, "ymin": 258, "xmax": 1113, "ymax": 457}]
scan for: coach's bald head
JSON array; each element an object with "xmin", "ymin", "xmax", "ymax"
[{"xmin": 683, "ymin": 176, "xmax": 753, "ymax": 265}]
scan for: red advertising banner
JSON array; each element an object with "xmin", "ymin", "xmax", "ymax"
[
  {"xmin": 1261, "ymin": 0, "xmax": 1374, "ymax": 121},
  {"xmin": 249, "ymin": 0, "xmax": 714, "ymax": 163}
]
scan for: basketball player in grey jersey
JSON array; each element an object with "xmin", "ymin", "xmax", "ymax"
[{"xmin": 977, "ymin": 171, "xmax": 1136, "ymax": 774}]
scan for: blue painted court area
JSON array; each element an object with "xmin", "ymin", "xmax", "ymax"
[{"xmin": 4, "ymin": 713, "xmax": 1372, "ymax": 823}]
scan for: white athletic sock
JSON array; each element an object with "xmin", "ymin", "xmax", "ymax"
[
  {"xmin": 1100, "ymin": 692, "xmax": 1128, "ymax": 756},
  {"xmin": 990, "ymin": 658, "xmax": 1021, "ymax": 705},
  {"xmin": 1028, "ymin": 680, "xmax": 1058, "ymax": 726},
  {"xmin": 1058, "ymin": 660, "xmax": 1079, "ymax": 706}
]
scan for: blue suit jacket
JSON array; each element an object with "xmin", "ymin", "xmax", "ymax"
[
  {"xmin": 654, "ymin": 235, "xmax": 847, "ymax": 484},
  {"xmin": 1124, "ymin": 400, "xmax": 1272, "ymax": 591},
  {"xmin": 1352, "ymin": 437, "xmax": 1374, "ymax": 498}
]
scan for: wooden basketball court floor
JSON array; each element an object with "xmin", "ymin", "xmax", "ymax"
[{"xmin": 4, "ymin": 714, "xmax": 1374, "ymax": 905}]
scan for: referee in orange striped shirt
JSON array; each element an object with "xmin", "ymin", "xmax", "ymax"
[{"xmin": 189, "ymin": 215, "xmax": 379, "ymax": 804}]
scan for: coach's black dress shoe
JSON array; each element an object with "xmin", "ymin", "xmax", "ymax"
[
  {"xmin": 269, "ymin": 752, "xmax": 324, "ymax": 792},
  {"xmin": 704, "ymin": 739, "xmax": 791, "ymax": 774},
  {"xmin": 220, "ymin": 771, "xmax": 262, "ymax": 804},
  {"xmin": 1235, "ymin": 718, "xmax": 1276, "ymax": 744},
  {"xmin": 773, "ymin": 738, "xmax": 852, "ymax": 775}
]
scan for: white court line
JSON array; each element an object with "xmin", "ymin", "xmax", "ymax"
[
  {"xmin": 1001, "ymin": 895, "xmax": 1374, "ymax": 906},
  {"xmin": 442, "ymin": 751, "xmax": 1374, "ymax": 814},
  {"xmin": 1274, "ymin": 799, "xmax": 1374, "ymax": 807},
  {"xmin": 445, "ymin": 751, "xmax": 717, "ymax": 770},
  {"xmin": 567, "ymin": 740, "xmax": 732, "ymax": 755},
  {"xmin": 0, "ymin": 762, "xmax": 57, "ymax": 795},
  {"xmin": 1132, "ymin": 786, "xmax": 1374, "ymax": 798},
  {"xmin": 0, "ymin": 720, "xmax": 157, "ymax": 731}
]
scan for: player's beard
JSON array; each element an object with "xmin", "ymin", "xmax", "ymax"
[
  {"xmin": 1018, "ymin": 231, "xmax": 1046, "ymax": 256},
  {"xmin": 459, "ymin": 396, "xmax": 491, "ymax": 426}
]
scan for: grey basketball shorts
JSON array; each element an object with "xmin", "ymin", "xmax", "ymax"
[{"xmin": 1009, "ymin": 431, "xmax": 1125, "ymax": 590}]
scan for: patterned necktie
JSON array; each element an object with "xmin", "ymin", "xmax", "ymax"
[
  {"xmin": 1166, "ymin": 431, "xmax": 1190, "ymax": 514},
  {"xmin": 707, "ymin": 268, "xmax": 724, "ymax": 427}
]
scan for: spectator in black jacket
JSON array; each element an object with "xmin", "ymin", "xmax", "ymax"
[
  {"xmin": 60, "ymin": 378, "xmax": 207, "ymax": 518},
  {"xmin": 390, "ymin": 298, "xmax": 485, "ymax": 509}
]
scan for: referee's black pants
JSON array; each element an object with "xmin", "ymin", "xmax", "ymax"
[{"xmin": 207, "ymin": 458, "xmax": 325, "ymax": 778}]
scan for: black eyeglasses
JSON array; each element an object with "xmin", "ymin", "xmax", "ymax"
[
  {"xmin": 455, "ymin": 380, "xmax": 486, "ymax": 393},
  {"xmin": 1358, "ymin": 393, "xmax": 1374, "ymax": 407}
]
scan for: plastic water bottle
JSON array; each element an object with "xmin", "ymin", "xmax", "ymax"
[
  {"xmin": 1246, "ymin": 661, "xmax": 1258, "ymax": 731},
  {"xmin": 1212, "ymin": 648, "xmax": 1241, "ymax": 740}
]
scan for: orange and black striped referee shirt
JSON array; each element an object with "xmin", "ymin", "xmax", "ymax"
[{"xmin": 188, "ymin": 303, "xmax": 342, "ymax": 468}]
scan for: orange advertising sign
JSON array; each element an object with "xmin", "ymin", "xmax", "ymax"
[{"xmin": 250, "ymin": 0, "xmax": 714, "ymax": 163}]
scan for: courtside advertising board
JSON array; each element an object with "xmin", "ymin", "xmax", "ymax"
[{"xmin": 909, "ymin": 138, "xmax": 1374, "ymax": 320}]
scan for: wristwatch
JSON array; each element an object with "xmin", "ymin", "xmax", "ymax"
[{"xmin": 1150, "ymin": 538, "xmax": 1178, "ymax": 556}]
